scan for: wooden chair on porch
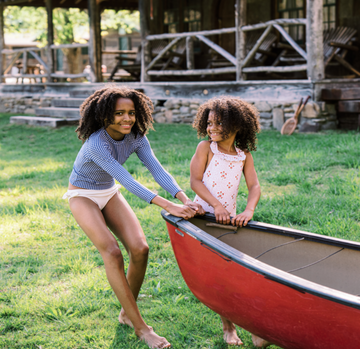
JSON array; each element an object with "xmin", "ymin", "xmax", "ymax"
[
  {"xmin": 276, "ymin": 27, "xmax": 360, "ymax": 78},
  {"xmin": 159, "ymin": 39, "xmax": 187, "ymax": 71},
  {"xmin": 108, "ymin": 40, "xmax": 169, "ymax": 81},
  {"xmin": 207, "ymin": 31, "xmax": 278, "ymax": 69}
]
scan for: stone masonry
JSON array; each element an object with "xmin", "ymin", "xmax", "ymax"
[
  {"xmin": 151, "ymin": 99, "xmax": 338, "ymax": 132},
  {"xmin": 1, "ymin": 94, "xmax": 337, "ymax": 132}
]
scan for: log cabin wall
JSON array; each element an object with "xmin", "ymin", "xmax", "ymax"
[{"xmin": 338, "ymin": 0, "xmax": 360, "ymax": 75}]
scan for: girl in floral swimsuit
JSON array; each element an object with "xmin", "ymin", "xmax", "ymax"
[{"xmin": 190, "ymin": 96, "xmax": 270, "ymax": 348}]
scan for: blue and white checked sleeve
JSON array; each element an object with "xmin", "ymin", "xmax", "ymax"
[
  {"xmin": 87, "ymin": 143, "xmax": 157, "ymax": 203},
  {"xmin": 135, "ymin": 136, "xmax": 182, "ymax": 198}
]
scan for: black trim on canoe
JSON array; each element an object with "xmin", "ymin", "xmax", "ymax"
[{"xmin": 161, "ymin": 210, "xmax": 360, "ymax": 311}]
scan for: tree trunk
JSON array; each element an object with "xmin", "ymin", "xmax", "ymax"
[{"xmin": 63, "ymin": 47, "xmax": 82, "ymax": 81}]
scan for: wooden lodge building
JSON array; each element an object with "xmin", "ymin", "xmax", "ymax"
[{"xmin": 1, "ymin": 0, "xmax": 360, "ymax": 130}]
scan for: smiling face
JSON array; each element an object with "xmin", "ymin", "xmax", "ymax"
[
  {"xmin": 207, "ymin": 110, "xmax": 238, "ymax": 144},
  {"xmin": 105, "ymin": 98, "xmax": 136, "ymax": 141},
  {"xmin": 206, "ymin": 110, "xmax": 225, "ymax": 142}
]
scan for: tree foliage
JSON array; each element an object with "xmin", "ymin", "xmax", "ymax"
[{"xmin": 4, "ymin": 6, "xmax": 139, "ymax": 45}]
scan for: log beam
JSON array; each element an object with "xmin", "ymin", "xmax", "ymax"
[
  {"xmin": 88, "ymin": 0, "xmax": 102, "ymax": 82},
  {"xmin": 147, "ymin": 67, "xmax": 236, "ymax": 76},
  {"xmin": 139, "ymin": 0, "xmax": 150, "ymax": 82},
  {"xmin": 242, "ymin": 25, "xmax": 273, "ymax": 68},
  {"xmin": 46, "ymin": 0, "xmax": 54, "ymax": 82},
  {"xmin": 0, "ymin": 4, "xmax": 4, "ymax": 83},
  {"xmin": 196, "ymin": 35, "xmax": 236, "ymax": 65},
  {"xmin": 306, "ymin": 0, "xmax": 324, "ymax": 81},
  {"xmin": 186, "ymin": 36, "xmax": 194, "ymax": 70},
  {"xmin": 235, "ymin": 0, "xmax": 246, "ymax": 81}
]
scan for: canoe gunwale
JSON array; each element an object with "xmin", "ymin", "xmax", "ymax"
[{"xmin": 161, "ymin": 210, "xmax": 360, "ymax": 310}]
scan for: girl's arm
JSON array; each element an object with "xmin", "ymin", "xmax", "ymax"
[
  {"xmin": 88, "ymin": 142, "xmax": 198, "ymax": 219},
  {"xmin": 136, "ymin": 136, "xmax": 203, "ymax": 214},
  {"xmin": 190, "ymin": 141, "xmax": 231, "ymax": 224},
  {"xmin": 232, "ymin": 152, "xmax": 261, "ymax": 227}
]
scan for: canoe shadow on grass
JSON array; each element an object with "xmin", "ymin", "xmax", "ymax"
[{"xmin": 109, "ymin": 324, "xmax": 148, "ymax": 349}]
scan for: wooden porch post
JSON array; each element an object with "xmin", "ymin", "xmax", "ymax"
[
  {"xmin": 235, "ymin": 0, "xmax": 246, "ymax": 81},
  {"xmin": 46, "ymin": 0, "xmax": 54, "ymax": 82},
  {"xmin": 88, "ymin": 0, "xmax": 102, "ymax": 82},
  {"xmin": 139, "ymin": 0, "xmax": 150, "ymax": 82},
  {"xmin": 306, "ymin": 0, "xmax": 324, "ymax": 81},
  {"xmin": 0, "ymin": 4, "xmax": 4, "ymax": 83}
]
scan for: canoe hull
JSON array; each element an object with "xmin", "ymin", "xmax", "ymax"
[{"xmin": 164, "ymin": 218, "xmax": 360, "ymax": 349}]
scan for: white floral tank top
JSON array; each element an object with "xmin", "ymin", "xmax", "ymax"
[{"xmin": 194, "ymin": 142, "xmax": 246, "ymax": 216}]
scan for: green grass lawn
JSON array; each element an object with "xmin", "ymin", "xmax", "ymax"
[{"xmin": 0, "ymin": 112, "xmax": 359, "ymax": 349}]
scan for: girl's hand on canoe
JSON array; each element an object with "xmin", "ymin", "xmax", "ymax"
[
  {"xmin": 185, "ymin": 200, "xmax": 206, "ymax": 215},
  {"xmin": 232, "ymin": 209, "xmax": 254, "ymax": 227},
  {"xmin": 167, "ymin": 202, "xmax": 197, "ymax": 219},
  {"xmin": 214, "ymin": 205, "xmax": 231, "ymax": 225}
]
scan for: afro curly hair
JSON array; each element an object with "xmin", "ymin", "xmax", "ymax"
[
  {"xmin": 75, "ymin": 85, "xmax": 154, "ymax": 141},
  {"xmin": 192, "ymin": 96, "xmax": 260, "ymax": 151}
]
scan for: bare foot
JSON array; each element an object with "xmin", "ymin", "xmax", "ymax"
[
  {"xmin": 119, "ymin": 309, "xmax": 133, "ymax": 328},
  {"xmin": 137, "ymin": 326, "xmax": 171, "ymax": 349},
  {"xmin": 221, "ymin": 316, "xmax": 243, "ymax": 346},
  {"xmin": 251, "ymin": 334, "xmax": 271, "ymax": 348}
]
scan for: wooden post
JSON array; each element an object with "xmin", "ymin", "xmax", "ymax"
[
  {"xmin": 88, "ymin": 0, "xmax": 102, "ymax": 82},
  {"xmin": 139, "ymin": 0, "xmax": 150, "ymax": 82},
  {"xmin": 235, "ymin": 0, "xmax": 247, "ymax": 81},
  {"xmin": 0, "ymin": 5, "xmax": 4, "ymax": 83},
  {"xmin": 186, "ymin": 36, "xmax": 194, "ymax": 70},
  {"xmin": 45, "ymin": 0, "xmax": 54, "ymax": 83},
  {"xmin": 306, "ymin": 0, "xmax": 324, "ymax": 81}
]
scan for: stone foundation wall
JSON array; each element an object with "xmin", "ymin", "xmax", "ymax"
[
  {"xmin": 0, "ymin": 95, "xmax": 54, "ymax": 115},
  {"xmin": 0, "ymin": 95, "xmax": 337, "ymax": 132},
  {"xmin": 152, "ymin": 99, "xmax": 338, "ymax": 132}
]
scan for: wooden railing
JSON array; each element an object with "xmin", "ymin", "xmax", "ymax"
[
  {"xmin": 145, "ymin": 18, "xmax": 308, "ymax": 78},
  {"xmin": 1, "ymin": 43, "xmax": 90, "ymax": 82}
]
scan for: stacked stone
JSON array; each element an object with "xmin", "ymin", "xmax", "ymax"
[
  {"xmin": 298, "ymin": 102, "xmax": 337, "ymax": 132},
  {"xmin": 151, "ymin": 98, "xmax": 337, "ymax": 132},
  {"xmin": 152, "ymin": 99, "xmax": 201, "ymax": 124},
  {"xmin": 1, "ymin": 94, "xmax": 337, "ymax": 132},
  {"xmin": 253, "ymin": 100, "xmax": 337, "ymax": 131},
  {"xmin": 0, "ymin": 95, "xmax": 54, "ymax": 115}
]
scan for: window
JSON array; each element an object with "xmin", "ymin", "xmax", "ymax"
[
  {"xmin": 184, "ymin": 5, "xmax": 201, "ymax": 32},
  {"xmin": 323, "ymin": 0, "xmax": 336, "ymax": 31},
  {"xmin": 278, "ymin": 0, "xmax": 305, "ymax": 43},
  {"xmin": 164, "ymin": 0, "xmax": 179, "ymax": 33},
  {"xmin": 163, "ymin": 0, "xmax": 201, "ymax": 33}
]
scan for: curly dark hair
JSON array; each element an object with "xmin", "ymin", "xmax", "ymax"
[
  {"xmin": 192, "ymin": 96, "xmax": 260, "ymax": 151},
  {"xmin": 75, "ymin": 85, "xmax": 154, "ymax": 141}
]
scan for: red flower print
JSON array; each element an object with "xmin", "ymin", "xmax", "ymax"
[
  {"xmin": 212, "ymin": 181, "xmax": 217, "ymax": 188},
  {"xmin": 227, "ymin": 182, "xmax": 233, "ymax": 189},
  {"xmin": 229, "ymin": 162, "xmax": 235, "ymax": 169},
  {"xmin": 220, "ymin": 171, "xmax": 227, "ymax": 179},
  {"xmin": 214, "ymin": 160, "xmax": 219, "ymax": 167},
  {"xmin": 217, "ymin": 191, "xmax": 225, "ymax": 199}
]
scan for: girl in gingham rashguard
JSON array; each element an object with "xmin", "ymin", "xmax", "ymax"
[
  {"xmin": 63, "ymin": 86, "xmax": 203, "ymax": 349},
  {"xmin": 190, "ymin": 96, "xmax": 270, "ymax": 348}
]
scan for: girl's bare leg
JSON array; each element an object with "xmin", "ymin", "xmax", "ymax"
[
  {"xmin": 251, "ymin": 334, "xmax": 271, "ymax": 348},
  {"xmin": 69, "ymin": 196, "xmax": 170, "ymax": 349},
  {"xmin": 220, "ymin": 316, "xmax": 243, "ymax": 346},
  {"xmin": 102, "ymin": 192, "xmax": 149, "ymax": 327}
]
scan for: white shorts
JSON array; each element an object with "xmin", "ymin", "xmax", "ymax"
[{"xmin": 62, "ymin": 184, "xmax": 121, "ymax": 210}]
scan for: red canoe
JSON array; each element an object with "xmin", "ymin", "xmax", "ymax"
[{"xmin": 161, "ymin": 211, "xmax": 360, "ymax": 349}]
